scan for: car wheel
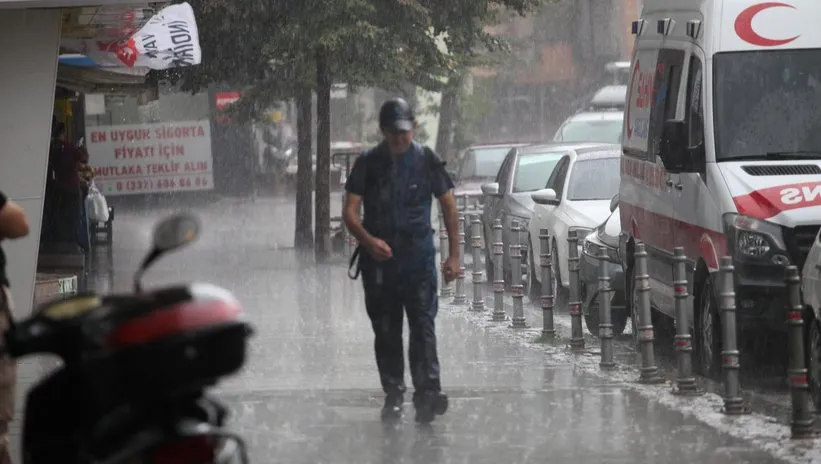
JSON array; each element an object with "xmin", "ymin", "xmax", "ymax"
[
  {"xmin": 526, "ymin": 236, "xmax": 541, "ymax": 303},
  {"xmin": 551, "ymin": 241, "xmax": 569, "ymax": 311},
  {"xmin": 584, "ymin": 293, "xmax": 600, "ymax": 337},
  {"xmin": 484, "ymin": 245, "xmax": 494, "ymax": 282},
  {"xmin": 808, "ymin": 318, "xmax": 821, "ymax": 410},
  {"xmin": 585, "ymin": 291, "xmax": 628, "ymax": 337},
  {"xmin": 694, "ymin": 274, "xmax": 722, "ymax": 378}
]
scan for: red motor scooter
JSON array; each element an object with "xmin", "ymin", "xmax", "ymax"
[{"xmin": 4, "ymin": 213, "xmax": 253, "ymax": 463}]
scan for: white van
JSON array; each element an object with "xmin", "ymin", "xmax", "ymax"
[{"xmin": 619, "ymin": 0, "xmax": 821, "ymax": 377}]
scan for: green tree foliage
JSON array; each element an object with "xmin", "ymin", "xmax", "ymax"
[{"xmin": 171, "ymin": 0, "xmax": 545, "ymax": 255}]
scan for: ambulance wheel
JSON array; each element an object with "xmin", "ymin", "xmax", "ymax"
[
  {"xmin": 695, "ymin": 273, "xmax": 722, "ymax": 378},
  {"xmin": 807, "ymin": 317, "xmax": 821, "ymax": 410}
]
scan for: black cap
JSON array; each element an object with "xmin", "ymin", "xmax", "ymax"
[{"xmin": 379, "ymin": 98, "xmax": 414, "ymax": 132}]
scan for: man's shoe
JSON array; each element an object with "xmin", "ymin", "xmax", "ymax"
[
  {"xmin": 381, "ymin": 393, "xmax": 404, "ymax": 421},
  {"xmin": 433, "ymin": 392, "xmax": 448, "ymax": 415},
  {"xmin": 414, "ymin": 391, "xmax": 448, "ymax": 424}
]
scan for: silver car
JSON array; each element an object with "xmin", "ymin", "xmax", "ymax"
[{"xmin": 480, "ymin": 142, "xmax": 606, "ymax": 283}]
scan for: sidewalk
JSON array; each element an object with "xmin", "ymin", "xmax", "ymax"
[
  {"xmin": 10, "ymin": 198, "xmax": 789, "ymax": 462},
  {"xmin": 215, "ymin": 260, "xmax": 778, "ymax": 463}
]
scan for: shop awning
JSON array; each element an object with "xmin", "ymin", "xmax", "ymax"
[
  {"xmin": 55, "ymin": 2, "xmax": 200, "ymax": 95},
  {"xmin": 56, "ymin": 61, "xmax": 150, "ymax": 95}
]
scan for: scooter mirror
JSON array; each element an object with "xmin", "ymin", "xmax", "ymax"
[
  {"xmin": 134, "ymin": 214, "xmax": 200, "ymax": 292},
  {"xmin": 152, "ymin": 213, "xmax": 200, "ymax": 253}
]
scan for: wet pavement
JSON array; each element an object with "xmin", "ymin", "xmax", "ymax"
[{"xmin": 11, "ymin": 195, "xmax": 790, "ymax": 462}]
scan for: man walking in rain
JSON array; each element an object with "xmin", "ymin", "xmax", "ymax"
[{"xmin": 344, "ymin": 97, "xmax": 460, "ymax": 423}]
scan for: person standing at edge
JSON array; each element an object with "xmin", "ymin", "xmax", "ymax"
[
  {"xmin": 0, "ymin": 190, "xmax": 29, "ymax": 463},
  {"xmin": 343, "ymin": 98, "xmax": 460, "ymax": 423}
]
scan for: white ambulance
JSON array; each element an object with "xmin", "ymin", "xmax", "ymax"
[{"xmin": 619, "ymin": 0, "xmax": 821, "ymax": 377}]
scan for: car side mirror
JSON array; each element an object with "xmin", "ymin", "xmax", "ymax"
[
  {"xmin": 609, "ymin": 193, "xmax": 619, "ymax": 213},
  {"xmin": 531, "ymin": 188, "xmax": 558, "ymax": 205},
  {"xmin": 481, "ymin": 182, "xmax": 501, "ymax": 196},
  {"xmin": 660, "ymin": 120, "xmax": 690, "ymax": 173}
]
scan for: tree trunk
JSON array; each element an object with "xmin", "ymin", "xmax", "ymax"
[
  {"xmin": 435, "ymin": 83, "xmax": 458, "ymax": 162},
  {"xmin": 314, "ymin": 50, "xmax": 332, "ymax": 261},
  {"xmin": 294, "ymin": 88, "xmax": 314, "ymax": 249}
]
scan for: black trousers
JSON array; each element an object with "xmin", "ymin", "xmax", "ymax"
[{"xmin": 361, "ymin": 261, "xmax": 441, "ymax": 396}]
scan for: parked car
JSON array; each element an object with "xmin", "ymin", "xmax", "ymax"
[
  {"xmin": 480, "ymin": 142, "xmax": 604, "ymax": 285},
  {"xmin": 527, "ymin": 145, "xmax": 621, "ymax": 307},
  {"xmin": 587, "ymin": 85, "xmax": 627, "ymax": 111},
  {"xmin": 580, "ymin": 199, "xmax": 628, "ymax": 336},
  {"xmin": 286, "ymin": 141, "xmax": 365, "ymax": 189},
  {"xmin": 553, "ymin": 111, "xmax": 624, "ymax": 144},
  {"xmin": 605, "ymin": 61, "xmax": 630, "ymax": 85},
  {"xmin": 451, "ymin": 142, "xmax": 530, "ymax": 204}
]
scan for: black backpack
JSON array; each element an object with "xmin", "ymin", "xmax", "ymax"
[{"xmin": 347, "ymin": 144, "xmax": 444, "ymax": 279}]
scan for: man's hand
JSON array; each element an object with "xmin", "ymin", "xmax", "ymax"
[
  {"xmin": 442, "ymin": 255, "xmax": 459, "ymax": 282},
  {"xmin": 365, "ymin": 237, "xmax": 393, "ymax": 261}
]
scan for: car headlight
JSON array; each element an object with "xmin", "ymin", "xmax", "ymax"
[
  {"xmin": 582, "ymin": 237, "xmax": 598, "ymax": 257},
  {"xmin": 723, "ymin": 213, "xmax": 788, "ymax": 261},
  {"xmin": 583, "ymin": 237, "xmax": 620, "ymax": 262}
]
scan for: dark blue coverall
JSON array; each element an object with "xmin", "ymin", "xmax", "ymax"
[{"xmin": 345, "ymin": 140, "xmax": 453, "ymax": 399}]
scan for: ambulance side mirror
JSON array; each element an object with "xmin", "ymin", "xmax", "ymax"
[{"xmin": 660, "ymin": 120, "xmax": 689, "ymax": 173}]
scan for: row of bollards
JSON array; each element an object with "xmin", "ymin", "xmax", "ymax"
[{"xmin": 434, "ymin": 195, "xmax": 817, "ymax": 439}]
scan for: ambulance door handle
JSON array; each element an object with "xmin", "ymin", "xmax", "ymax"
[
  {"xmin": 674, "ymin": 182, "xmax": 683, "ymax": 190},
  {"xmin": 665, "ymin": 178, "xmax": 674, "ymax": 187}
]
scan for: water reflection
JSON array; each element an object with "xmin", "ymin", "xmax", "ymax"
[{"xmin": 379, "ymin": 422, "xmax": 446, "ymax": 464}]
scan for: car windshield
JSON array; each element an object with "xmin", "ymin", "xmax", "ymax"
[
  {"xmin": 555, "ymin": 117, "xmax": 623, "ymax": 143},
  {"xmin": 714, "ymin": 50, "xmax": 821, "ymax": 161},
  {"xmin": 455, "ymin": 147, "xmax": 512, "ymax": 181},
  {"xmin": 512, "ymin": 151, "xmax": 565, "ymax": 192},
  {"xmin": 566, "ymin": 157, "xmax": 621, "ymax": 201}
]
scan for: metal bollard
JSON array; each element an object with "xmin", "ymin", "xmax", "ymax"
[
  {"xmin": 597, "ymin": 244, "xmax": 615, "ymax": 369},
  {"xmin": 786, "ymin": 265, "xmax": 816, "ymax": 437},
  {"xmin": 438, "ymin": 211, "xmax": 452, "ymax": 297},
  {"xmin": 491, "ymin": 219, "xmax": 506, "ymax": 321},
  {"xmin": 510, "ymin": 220, "xmax": 527, "ymax": 328},
  {"xmin": 458, "ymin": 196, "xmax": 469, "ymax": 261},
  {"xmin": 719, "ymin": 257, "xmax": 749, "ymax": 415},
  {"xmin": 539, "ymin": 229, "xmax": 555, "ymax": 337},
  {"xmin": 567, "ymin": 230, "xmax": 585, "ymax": 350},
  {"xmin": 634, "ymin": 242, "xmax": 663, "ymax": 383},
  {"xmin": 672, "ymin": 247, "xmax": 701, "ymax": 395},
  {"xmin": 451, "ymin": 213, "xmax": 468, "ymax": 305},
  {"xmin": 470, "ymin": 215, "xmax": 485, "ymax": 311}
]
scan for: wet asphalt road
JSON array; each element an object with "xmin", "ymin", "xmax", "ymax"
[{"xmin": 11, "ymin": 194, "xmax": 784, "ymax": 463}]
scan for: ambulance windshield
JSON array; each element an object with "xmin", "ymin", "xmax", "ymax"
[{"xmin": 714, "ymin": 49, "xmax": 821, "ymax": 161}]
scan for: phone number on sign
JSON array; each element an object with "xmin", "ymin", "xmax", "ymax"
[{"xmin": 109, "ymin": 176, "xmax": 210, "ymax": 192}]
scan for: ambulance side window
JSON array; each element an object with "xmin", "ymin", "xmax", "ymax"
[
  {"xmin": 687, "ymin": 57, "xmax": 704, "ymax": 148},
  {"xmin": 649, "ymin": 49, "xmax": 685, "ymax": 158}
]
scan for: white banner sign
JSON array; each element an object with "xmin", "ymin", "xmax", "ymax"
[
  {"xmin": 62, "ymin": 2, "xmax": 201, "ymax": 70},
  {"xmin": 86, "ymin": 121, "xmax": 214, "ymax": 196}
]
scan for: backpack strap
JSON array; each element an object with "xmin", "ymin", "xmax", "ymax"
[{"xmin": 347, "ymin": 245, "xmax": 361, "ymax": 279}]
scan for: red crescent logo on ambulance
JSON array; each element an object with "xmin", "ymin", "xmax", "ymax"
[{"xmin": 735, "ymin": 2, "xmax": 799, "ymax": 46}]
